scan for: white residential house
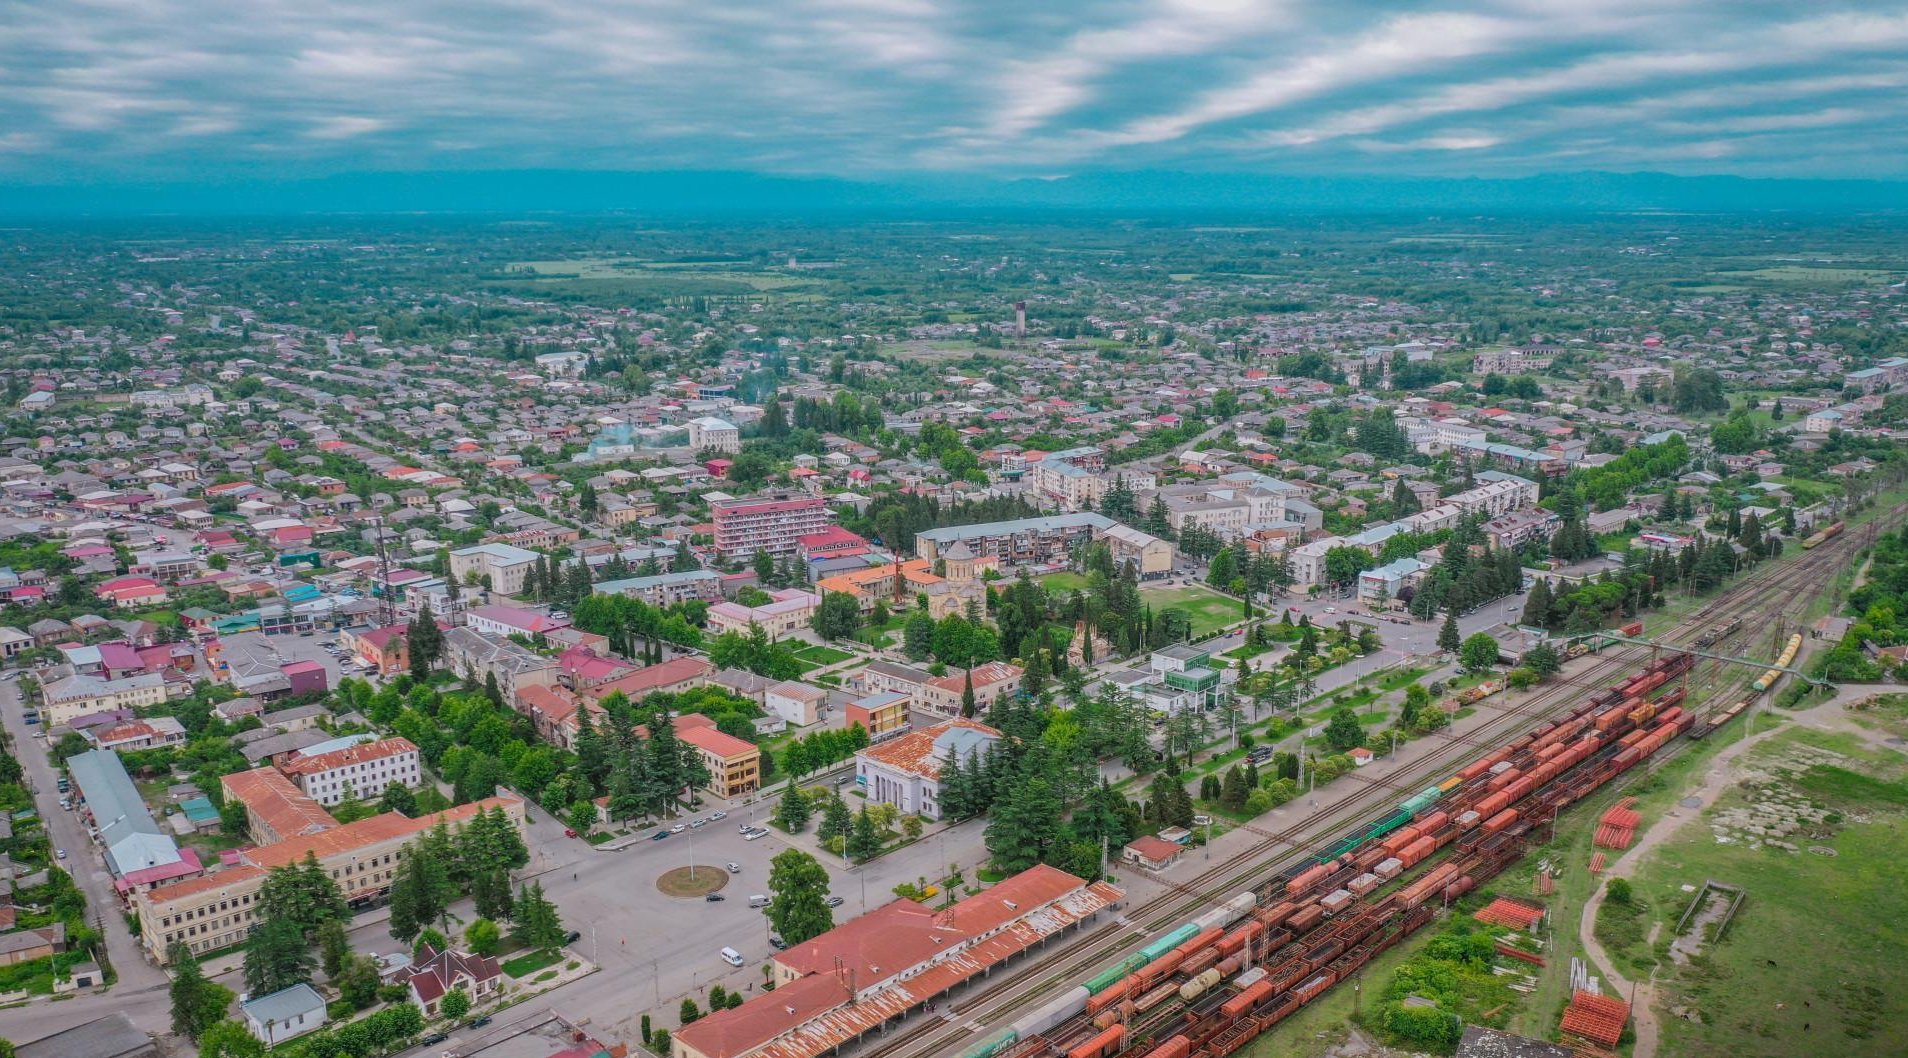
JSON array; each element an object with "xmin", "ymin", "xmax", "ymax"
[
  {"xmin": 241, "ymin": 983, "xmax": 327, "ymax": 1045},
  {"xmin": 765, "ymin": 681, "xmax": 828, "ymax": 726}
]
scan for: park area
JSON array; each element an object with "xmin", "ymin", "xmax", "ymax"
[{"xmin": 1140, "ymin": 584, "xmax": 1246, "ymax": 637}]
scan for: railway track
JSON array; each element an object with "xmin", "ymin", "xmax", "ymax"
[{"xmin": 868, "ymin": 513, "xmax": 1891, "ymax": 1058}]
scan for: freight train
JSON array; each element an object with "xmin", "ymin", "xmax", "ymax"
[
  {"xmin": 1801, "ymin": 521, "xmax": 1845, "ymax": 550},
  {"xmin": 955, "ymin": 652, "xmax": 1705, "ymax": 1058},
  {"xmin": 1750, "ymin": 633, "xmax": 1804, "ymax": 693}
]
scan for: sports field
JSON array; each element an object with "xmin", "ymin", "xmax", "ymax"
[{"xmin": 1140, "ymin": 584, "xmax": 1245, "ymax": 637}]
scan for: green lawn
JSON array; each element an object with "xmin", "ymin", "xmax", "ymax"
[
  {"xmin": 1040, "ymin": 571, "xmax": 1092, "ymax": 593},
  {"xmin": 1584, "ymin": 727, "xmax": 1908, "ymax": 1058},
  {"xmin": 502, "ymin": 948, "xmax": 564, "ymax": 978},
  {"xmin": 1140, "ymin": 584, "xmax": 1246, "ymax": 637},
  {"xmin": 793, "ymin": 644, "xmax": 854, "ymax": 667}
]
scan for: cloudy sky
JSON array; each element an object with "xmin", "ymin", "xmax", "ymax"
[{"xmin": 5, "ymin": 0, "xmax": 1908, "ymax": 183}]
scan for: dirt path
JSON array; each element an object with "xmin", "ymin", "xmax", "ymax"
[{"xmin": 1576, "ymin": 703, "xmax": 1904, "ymax": 1058}]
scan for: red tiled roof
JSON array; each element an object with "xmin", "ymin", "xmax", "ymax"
[
  {"xmin": 584, "ymin": 656, "xmax": 713, "ymax": 701},
  {"xmin": 222, "ymin": 768, "xmax": 338, "ymax": 840},
  {"xmin": 856, "ymin": 718, "xmax": 999, "ymax": 781},
  {"xmin": 1124, "ymin": 836, "xmax": 1183, "ymax": 864},
  {"xmin": 680, "ymin": 723, "xmax": 756, "ymax": 760},
  {"xmin": 693, "ymin": 871, "xmax": 1122, "ymax": 1058},
  {"xmin": 280, "ymin": 736, "xmax": 417, "ymax": 777},
  {"xmin": 925, "ymin": 661, "xmax": 1021, "ymax": 694},
  {"xmin": 398, "ymin": 943, "xmax": 501, "ymax": 1004}
]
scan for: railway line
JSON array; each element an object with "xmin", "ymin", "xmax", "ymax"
[{"xmin": 862, "ymin": 511, "xmax": 1891, "ymax": 1058}]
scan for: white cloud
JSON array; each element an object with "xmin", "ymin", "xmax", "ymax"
[
  {"xmin": 306, "ymin": 116, "xmax": 390, "ymax": 140},
  {"xmin": 0, "ymin": 0, "xmax": 1903, "ymax": 178}
]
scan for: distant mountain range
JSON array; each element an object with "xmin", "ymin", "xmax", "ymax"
[{"xmin": 4, "ymin": 169, "xmax": 1905, "ymax": 217}]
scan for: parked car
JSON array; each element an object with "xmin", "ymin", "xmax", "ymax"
[
  {"xmin": 565, "ymin": 930, "xmax": 581, "ymax": 944},
  {"xmin": 824, "ymin": 895, "xmax": 844, "ymax": 908},
  {"xmin": 670, "ymin": 823, "xmax": 688, "ymax": 834},
  {"xmin": 421, "ymin": 1032, "xmax": 449, "ymax": 1046},
  {"xmin": 725, "ymin": 862, "xmax": 741, "ymax": 874},
  {"xmin": 467, "ymin": 1016, "xmax": 492, "ymax": 1029},
  {"xmin": 651, "ymin": 831, "xmax": 670, "ymax": 841},
  {"xmin": 56, "ymin": 849, "xmax": 66, "ymax": 860},
  {"xmin": 564, "ymin": 828, "xmax": 578, "ymax": 838},
  {"xmin": 743, "ymin": 830, "xmax": 767, "ymax": 841},
  {"xmin": 704, "ymin": 893, "xmax": 725, "ymax": 902}
]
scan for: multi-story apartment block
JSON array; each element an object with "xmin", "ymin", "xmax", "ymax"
[
  {"xmin": 712, "ymin": 496, "xmax": 832, "ymax": 560},
  {"xmin": 40, "ymin": 671, "xmax": 168, "ymax": 726},
  {"xmin": 448, "ymin": 542, "xmax": 541, "ymax": 596},
  {"xmin": 915, "ymin": 512, "xmax": 1111, "ymax": 567},
  {"xmin": 1471, "ymin": 346, "xmax": 1558, "ymax": 375},
  {"xmin": 707, "ymin": 588, "xmax": 820, "ymax": 640},
  {"xmin": 277, "ymin": 736, "xmax": 422, "ymax": 806},
  {"xmin": 139, "ymin": 790, "xmax": 523, "ymax": 963},
  {"xmin": 593, "ymin": 569, "xmax": 724, "ymax": 606},
  {"xmin": 686, "ymin": 416, "xmax": 742, "ymax": 454},
  {"xmin": 1026, "ymin": 447, "xmax": 1157, "ymax": 511}
]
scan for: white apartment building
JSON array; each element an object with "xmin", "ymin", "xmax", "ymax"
[
  {"xmin": 687, "ymin": 416, "xmax": 741, "ymax": 454},
  {"xmin": 279, "ymin": 737, "xmax": 422, "ymax": 806},
  {"xmin": 449, "ymin": 542, "xmax": 541, "ymax": 596}
]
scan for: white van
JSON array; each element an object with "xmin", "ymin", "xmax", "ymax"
[
  {"xmin": 748, "ymin": 895, "xmax": 770, "ymax": 908},
  {"xmin": 720, "ymin": 947, "xmax": 745, "ymax": 967}
]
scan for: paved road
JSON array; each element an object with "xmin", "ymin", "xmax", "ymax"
[{"xmin": 0, "ymin": 679, "xmax": 165, "ymax": 995}]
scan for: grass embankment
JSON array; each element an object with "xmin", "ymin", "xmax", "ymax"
[{"xmin": 1596, "ymin": 726, "xmax": 1908, "ymax": 1058}]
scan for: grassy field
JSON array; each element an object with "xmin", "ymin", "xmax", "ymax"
[
  {"xmin": 1723, "ymin": 264, "xmax": 1903, "ymax": 287},
  {"xmin": 1600, "ymin": 726, "xmax": 1908, "ymax": 1058},
  {"xmin": 1141, "ymin": 584, "xmax": 1246, "ymax": 637},
  {"xmin": 1040, "ymin": 571, "xmax": 1092, "ymax": 593},
  {"xmin": 793, "ymin": 644, "xmax": 854, "ymax": 665},
  {"xmin": 497, "ymin": 257, "xmax": 827, "ymax": 296}
]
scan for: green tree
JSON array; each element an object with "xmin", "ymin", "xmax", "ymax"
[
  {"xmin": 243, "ymin": 917, "xmax": 316, "ymax": 998},
  {"xmin": 465, "ymin": 918, "xmax": 502, "ymax": 956},
  {"xmin": 902, "ymin": 610, "xmax": 936, "ymax": 660},
  {"xmin": 1460, "ymin": 632, "xmax": 1500, "ymax": 672},
  {"xmin": 816, "ymin": 794, "xmax": 853, "ymax": 848},
  {"xmin": 846, "ymin": 807, "xmax": 883, "ymax": 863},
  {"xmin": 812, "ymin": 591, "xmax": 863, "ymax": 641},
  {"xmin": 407, "ymin": 601, "xmax": 444, "ymax": 678},
  {"xmin": 680, "ymin": 997, "xmax": 702, "ymax": 1025},
  {"xmin": 767, "ymin": 848, "xmax": 835, "ymax": 945},
  {"xmin": 388, "ymin": 844, "xmax": 451, "ymax": 943},
  {"xmin": 1522, "ymin": 641, "xmax": 1561, "ymax": 678},
  {"xmin": 379, "ymin": 781, "xmax": 419, "ymax": 817},
  {"xmin": 257, "ymin": 853, "xmax": 349, "ymax": 939},
  {"xmin": 515, "ymin": 881, "xmax": 567, "ymax": 951},
  {"xmin": 774, "ymin": 788, "xmax": 812, "ymax": 832},
  {"xmin": 168, "ymin": 942, "xmax": 233, "ymax": 1041},
  {"xmin": 198, "ymin": 1020, "xmax": 267, "ymax": 1058},
  {"xmin": 337, "ymin": 954, "xmax": 382, "ymax": 1010},
  {"xmin": 1520, "ymin": 578, "xmax": 1552, "ymax": 628},
  {"xmin": 1438, "ymin": 612, "xmax": 1461, "ymax": 653},
  {"xmin": 317, "ymin": 919, "xmax": 350, "ymax": 980},
  {"xmin": 984, "ymin": 771, "xmax": 1064, "ymax": 872},
  {"xmin": 1323, "ymin": 707, "xmax": 1366, "ymax": 753},
  {"xmin": 441, "ymin": 986, "xmax": 472, "ymax": 1022}
]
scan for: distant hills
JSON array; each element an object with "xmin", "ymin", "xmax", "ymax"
[{"xmin": 3, "ymin": 169, "xmax": 1905, "ymax": 217}]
